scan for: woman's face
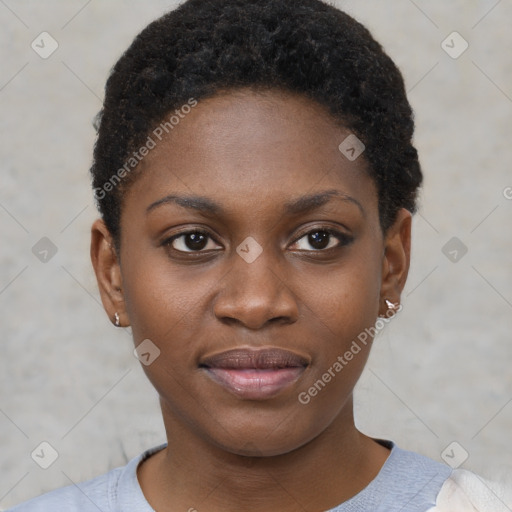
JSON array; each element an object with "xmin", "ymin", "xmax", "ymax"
[{"xmin": 93, "ymin": 89, "xmax": 410, "ymax": 457}]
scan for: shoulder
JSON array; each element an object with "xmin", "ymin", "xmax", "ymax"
[
  {"xmin": 387, "ymin": 444, "xmax": 451, "ymax": 476},
  {"xmin": 428, "ymin": 468, "xmax": 512, "ymax": 512},
  {"xmin": 380, "ymin": 443, "xmax": 452, "ymax": 488},
  {"xmin": 328, "ymin": 442, "xmax": 453, "ymax": 511},
  {"xmin": 371, "ymin": 444, "xmax": 452, "ymax": 509},
  {"xmin": 5, "ymin": 467, "xmax": 122, "ymax": 511},
  {"xmin": 6, "ymin": 444, "xmax": 166, "ymax": 512}
]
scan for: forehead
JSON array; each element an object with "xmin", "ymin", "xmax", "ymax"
[{"xmin": 123, "ymin": 89, "xmax": 377, "ymax": 220}]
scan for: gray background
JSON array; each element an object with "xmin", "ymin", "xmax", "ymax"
[{"xmin": 1, "ymin": 0, "xmax": 511, "ymax": 508}]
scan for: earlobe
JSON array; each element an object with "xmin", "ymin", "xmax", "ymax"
[
  {"xmin": 378, "ymin": 208, "xmax": 412, "ymax": 316},
  {"xmin": 90, "ymin": 219, "xmax": 129, "ymax": 327}
]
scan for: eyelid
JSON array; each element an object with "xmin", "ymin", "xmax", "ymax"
[
  {"xmin": 289, "ymin": 226, "xmax": 353, "ymax": 251},
  {"xmin": 162, "ymin": 228, "xmax": 223, "ymax": 252},
  {"xmin": 291, "ymin": 224, "xmax": 351, "ymax": 241},
  {"xmin": 162, "ymin": 225, "xmax": 352, "ymax": 255}
]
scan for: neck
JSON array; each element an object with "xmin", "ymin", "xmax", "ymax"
[{"xmin": 138, "ymin": 397, "xmax": 391, "ymax": 512}]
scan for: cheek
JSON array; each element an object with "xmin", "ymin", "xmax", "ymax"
[
  {"xmin": 305, "ymin": 268, "xmax": 379, "ymax": 329},
  {"xmin": 122, "ymin": 254, "xmax": 208, "ymax": 341},
  {"xmin": 121, "ymin": 259, "xmax": 212, "ymax": 409},
  {"xmin": 294, "ymin": 248, "xmax": 382, "ymax": 344},
  {"xmin": 292, "ymin": 243, "xmax": 382, "ymax": 397}
]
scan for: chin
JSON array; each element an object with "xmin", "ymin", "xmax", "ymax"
[{"xmin": 205, "ymin": 413, "xmax": 324, "ymax": 459}]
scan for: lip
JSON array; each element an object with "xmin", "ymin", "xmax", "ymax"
[{"xmin": 200, "ymin": 348, "xmax": 309, "ymax": 400}]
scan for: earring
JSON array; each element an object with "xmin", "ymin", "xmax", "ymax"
[
  {"xmin": 114, "ymin": 312, "xmax": 120, "ymax": 327},
  {"xmin": 385, "ymin": 299, "xmax": 396, "ymax": 310},
  {"xmin": 379, "ymin": 298, "xmax": 400, "ymax": 318}
]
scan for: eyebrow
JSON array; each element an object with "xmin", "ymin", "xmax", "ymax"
[{"xmin": 146, "ymin": 189, "xmax": 364, "ymax": 217}]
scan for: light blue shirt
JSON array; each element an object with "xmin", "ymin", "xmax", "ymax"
[{"xmin": 7, "ymin": 441, "xmax": 452, "ymax": 511}]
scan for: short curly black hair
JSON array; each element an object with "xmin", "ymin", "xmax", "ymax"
[{"xmin": 91, "ymin": 0, "xmax": 422, "ymax": 250}]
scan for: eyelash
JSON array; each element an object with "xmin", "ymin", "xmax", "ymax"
[{"xmin": 162, "ymin": 227, "xmax": 353, "ymax": 255}]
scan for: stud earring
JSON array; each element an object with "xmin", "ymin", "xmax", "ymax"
[
  {"xmin": 385, "ymin": 299, "xmax": 395, "ymax": 310},
  {"xmin": 114, "ymin": 312, "xmax": 120, "ymax": 327},
  {"xmin": 379, "ymin": 298, "xmax": 400, "ymax": 318}
]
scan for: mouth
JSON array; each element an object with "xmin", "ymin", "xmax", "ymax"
[{"xmin": 199, "ymin": 347, "xmax": 310, "ymax": 400}]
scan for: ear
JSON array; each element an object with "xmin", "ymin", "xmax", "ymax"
[
  {"xmin": 90, "ymin": 218, "xmax": 129, "ymax": 327},
  {"xmin": 378, "ymin": 208, "xmax": 412, "ymax": 316}
]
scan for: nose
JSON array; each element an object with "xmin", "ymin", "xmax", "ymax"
[{"xmin": 212, "ymin": 248, "xmax": 299, "ymax": 331}]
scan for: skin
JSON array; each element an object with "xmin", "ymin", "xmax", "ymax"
[{"xmin": 91, "ymin": 89, "xmax": 411, "ymax": 512}]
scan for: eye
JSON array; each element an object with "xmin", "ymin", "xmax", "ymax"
[
  {"xmin": 291, "ymin": 228, "xmax": 353, "ymax": 251},
  {"xmin": 163, "ymin": 227, "xmax": 352, "ymax": 255},
  {"xmin": 164, "ymin": 230, "xmax": 222, "ymax": 253}
]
